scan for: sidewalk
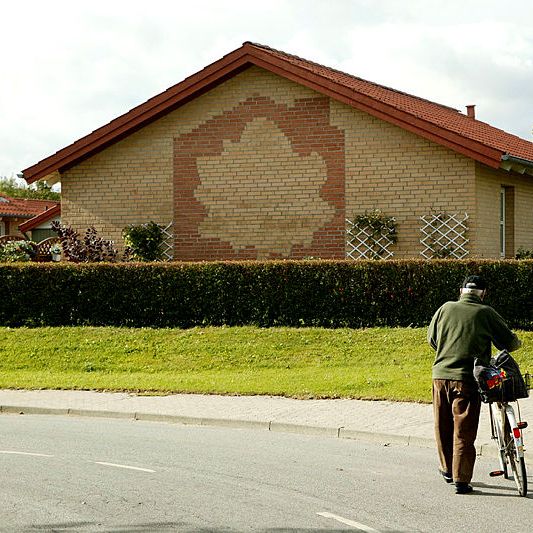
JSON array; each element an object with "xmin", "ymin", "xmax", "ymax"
[{"xmin": 0, "ymin": 389, "xmax": 531, "ymax": 459}]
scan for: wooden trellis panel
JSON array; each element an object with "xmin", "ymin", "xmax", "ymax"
[
  {"xmin": 420, "ymin": 213, "xmax": 469, "ymax": 259},
  {"xmin": 346, "ymin": 218, "xmax": 395, "ymax": 260},
  {"xmin": 160, "ymin": 222, "xmax": 173, "ymax": 261}
]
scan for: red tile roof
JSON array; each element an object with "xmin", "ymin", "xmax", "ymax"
[
  {"xmin": 0, "ymin": 194, "xmax": 60, "ymax": 219},
  {"xmin": 23, "ymin": 42, "xmax": 533, "ymax": 183},
  {"xmin": 254, "ymin": 43, "xmax": 533, "ymax": 163},
  {"xmin": 18, "ymin": 203, "xmax": 61, "ymax": 233}
]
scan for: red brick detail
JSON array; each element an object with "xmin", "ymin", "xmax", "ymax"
[{"xmin": 173, "ymin": 95, "xmax": 345, "ymax": 260}]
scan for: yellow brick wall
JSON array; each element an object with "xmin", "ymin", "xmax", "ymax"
[
  {"xmin": 331, "ymin": 101, "xmax": 476, "ymax": 258},
  {"xmin": 1, "ymin": 217, "xmax": 26, "ymax": 237},
  {"xmin": 475, "ymin": 163, "xmax": 533, "ymax": 258},
  {"xmin": 62, "ymin": 65, "xmax": 526, "ymax": 259}
]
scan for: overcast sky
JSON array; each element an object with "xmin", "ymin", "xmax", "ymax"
[{"xmin": 1, "ymin": 0, "xmax": 532, "ymax": 181}]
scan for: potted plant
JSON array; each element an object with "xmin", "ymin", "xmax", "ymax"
[{"xmin": 50, "ymin": 243, "xmax": 62, "ymax": 262}]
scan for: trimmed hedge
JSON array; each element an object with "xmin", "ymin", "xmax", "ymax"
[{"xmin": 1, "ymin": 259, "xmax": 533, "ymax": 329}]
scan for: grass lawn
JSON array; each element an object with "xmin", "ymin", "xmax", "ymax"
[{"xmin": 0, "ymin": 327, "xmax": 531, "ymax": 403}]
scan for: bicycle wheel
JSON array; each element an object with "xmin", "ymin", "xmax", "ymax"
[
  {"xmin": 504, "ymin": 407, "xmax": 528, "ymax": 497},
  {"xmin": 491, "ymin": 403, "xmax": 508, "ymax": 478},
  {"xmin": 509, "ymin": 442, "xmax": 527, "ymax": 496}
]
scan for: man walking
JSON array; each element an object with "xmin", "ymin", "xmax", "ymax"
[{"xmin": 427, "ymin": 275, "xmax": 521, "ymax": 494}]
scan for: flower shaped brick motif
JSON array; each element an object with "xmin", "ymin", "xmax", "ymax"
[{"xmin": 195, "ymin": 117, "xmax": 334, "ymax": 258}]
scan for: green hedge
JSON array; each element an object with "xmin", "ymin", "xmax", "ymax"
[{"xmin": 1, "ymin": 260, "xmax": 533, "ymax": 329}]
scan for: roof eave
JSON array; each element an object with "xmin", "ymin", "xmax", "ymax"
[
  {"xmin": 248, "ymin": 52, "xmax": 504, "ymax": 168},
  {"xmin": 0, "ymin": 213, "xmax": 34, "ymax": 219},
  {"xmin": 23, "ymin": 42, "xmax": 517, "ymax": 181},
  {"xmin": 18, "ymin": 204, "xmax": 61, "ymax": 232},
  {"xmin": 23, "ymin": 48, "xmax": 256, "ymax": 183},
  {"xmin": 500, "ymin": 154, "xmax": 533, "ymax": 176}
]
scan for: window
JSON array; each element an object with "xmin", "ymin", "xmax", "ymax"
[
  {"xmin": 500, "ymin": 186, "xmax": 515, "ymax": 258},
  {"xmin": 31, "ymin": 228, "xmax": 57, "ymax": 243},
  {"xmin": 500, "ymin": 187, "xmax": 505, "ymax": 258}
]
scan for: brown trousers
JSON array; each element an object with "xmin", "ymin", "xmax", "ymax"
[{"xmin": 432, "ymin": 379, "xmax": 481, "ymax": 483}]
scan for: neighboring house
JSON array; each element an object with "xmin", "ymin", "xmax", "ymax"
[
  {"xmin": 18, "ymin": 203, "xmax": 61, "ymax": 242},
  {"xmin": 22, "ymin": 42, "xmax": 533, "ymax": 260},
  {"xmin": 0, "ymin": 194, "xmax": 60, "ymax": 241}
]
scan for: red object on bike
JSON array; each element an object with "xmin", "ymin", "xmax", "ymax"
[
  {"xmin": 513, "ymin": 427, "xmax": 521, "ymax": 439},
  {"xmin": 486, "ymin": 369, "xmax": 507, "ymax": 390}
]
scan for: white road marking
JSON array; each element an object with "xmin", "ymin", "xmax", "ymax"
[
  {"xmin": 94, "ymin": 461, "xmax": 156, "ymax": 473},
  {"xmin": 0, "ymin": 450, "xmax": 54, "ymax": 457},
  {"xmin": 317, "ymin": 512, "xmax": 380, "ymax": 532}
]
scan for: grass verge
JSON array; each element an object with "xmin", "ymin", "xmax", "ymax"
[{"xmin": 0, "ymin": 326, "xmax": 531, "ymax": 402}]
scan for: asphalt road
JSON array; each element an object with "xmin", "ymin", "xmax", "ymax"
[{"xmin": 0, "ymin": 414, "xmax": 532, "ymax": 532}]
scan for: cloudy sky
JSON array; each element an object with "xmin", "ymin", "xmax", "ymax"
[{"xmin": 1, "ymin": 0, "xmax": 532, "ymax": 180}]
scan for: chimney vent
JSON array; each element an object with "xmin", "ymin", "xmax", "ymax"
[{"xmin": 466, "ymin": 105, "xmax": 476, "ymax": 119}]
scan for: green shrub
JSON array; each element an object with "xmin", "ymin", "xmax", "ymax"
[
  {"xmin": 0, "ymin": 240, "xmax": 36, "ymax": 262},
  {"xmin": 122, "ymin": 222, "xmax": 164, "ymax": 261},
  {"xmin": 1, "ymin": 259, "xmax": 532, "ymax": 329},
  {"xmin": 516, "ymin": 247, "xmax": 533, "ymax": 260}
]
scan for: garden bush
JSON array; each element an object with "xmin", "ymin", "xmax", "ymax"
[
  {"xmin": 51, "ymin": 222, "xmax": 118, "ymax": 262},
  {"xmin": 1, "ymin": 259, "xmax": 532, "ymax": 329},
  {"xmin": 0, "ymin": 240, "xmax": 36, "ymax": 262},
  {"xmin": 122, "ymin": 221, "xmax": 164, "ymax": 261}
]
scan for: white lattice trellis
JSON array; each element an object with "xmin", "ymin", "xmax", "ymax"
[
  {"xmin": 346, "ymin": 218, "xmax": 396, "ymax": 260},
  {"xmin": 160, "ymin": 222, "xmax": 173, "ymax": 261},
  {"xmin": 420, "ymin": 213, "xmax": 469, "ymax": 259}
]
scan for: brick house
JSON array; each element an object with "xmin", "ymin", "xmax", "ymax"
[
  {"xmin": 18, "ymin": 203, "xmax": 61, "ymax": 242},
  {"xmin": 0, "ymin": 194, "xmax": 59, "ymax": 241},
  {"xmin": 22, "ymin": 42, "xmax": 533, "ymax": 260}
]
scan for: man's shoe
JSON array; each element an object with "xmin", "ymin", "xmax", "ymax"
[
  {"xmin": 439, "ymin": 470, "xmax": 453, "ymax": 484},
  {"xmin": 455, "ymin": 482, "xmax": 473, "ymax": 494}
]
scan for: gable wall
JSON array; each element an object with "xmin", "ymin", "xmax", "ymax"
[
  {"xmin": 62, "ymin": 67, "xmax": 325, "ymax": 254},
  {"xmin": 61, "ymin": 119, "xmax": 175, "ymax": 249},
  {"xmin": 62, "ymin": 66, "xmax": 479, "ymax": 259}
]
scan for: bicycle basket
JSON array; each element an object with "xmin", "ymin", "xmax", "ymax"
[
  {"xmin": 474, "ymin": 360, "xmax": 506, "ymax": 403},
  {"xmin": 492, "ymin": 350, "xmax": 529, "ymax": 402},
  {"xmin": 474, "ymin": 351, "xmax": 529, "ymax": 403}
]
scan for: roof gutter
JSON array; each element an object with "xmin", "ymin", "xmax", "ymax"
[{"xmin": 500, "ymin": 154, "xmax": 533, "ymax": 176}]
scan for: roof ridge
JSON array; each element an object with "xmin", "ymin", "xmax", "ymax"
[{"xmin": 245, "ymin": 41, "xmax": 462, "ymax": 114}]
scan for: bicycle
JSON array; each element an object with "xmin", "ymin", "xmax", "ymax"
[{"xmin": 488, "ymin": 395, "xmax": 528, "ymax": 496}]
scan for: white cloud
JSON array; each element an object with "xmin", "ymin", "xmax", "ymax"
[{"xmin": 1, "ymin": 0, "xmax": 532, "ymax": 178}]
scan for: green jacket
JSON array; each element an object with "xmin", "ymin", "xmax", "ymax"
[{"xmin": 428, "ymin": 293, "xmax": 521, "ymax": 381}]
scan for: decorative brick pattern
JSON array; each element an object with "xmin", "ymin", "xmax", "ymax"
[{"xmin": 173, "ymin": 95, "xmax": 345, "ymax": 260}]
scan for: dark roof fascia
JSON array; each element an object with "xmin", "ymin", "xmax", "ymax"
[
  {"xmin": 248, "ymin": 50, "xmax": 504, "ymax": 168},
  {"xmin": 0, "ymin": 212, "xmax": 33, "ymax": 219},
  {"xmin": 18, "ymin": 204, "xmax": 61, "ymax": 233},
  {"xmin": 23, "ymin": 50, "xmax": 255, "ymax": 183},
  {"xmin": 24, "ymin": 43, "xmax": 508, "ymax": 182}
]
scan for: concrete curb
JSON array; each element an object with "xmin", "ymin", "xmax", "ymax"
[{"xmin": 0, "ymin": 404, "xmax": 529, "ymax": 461}]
